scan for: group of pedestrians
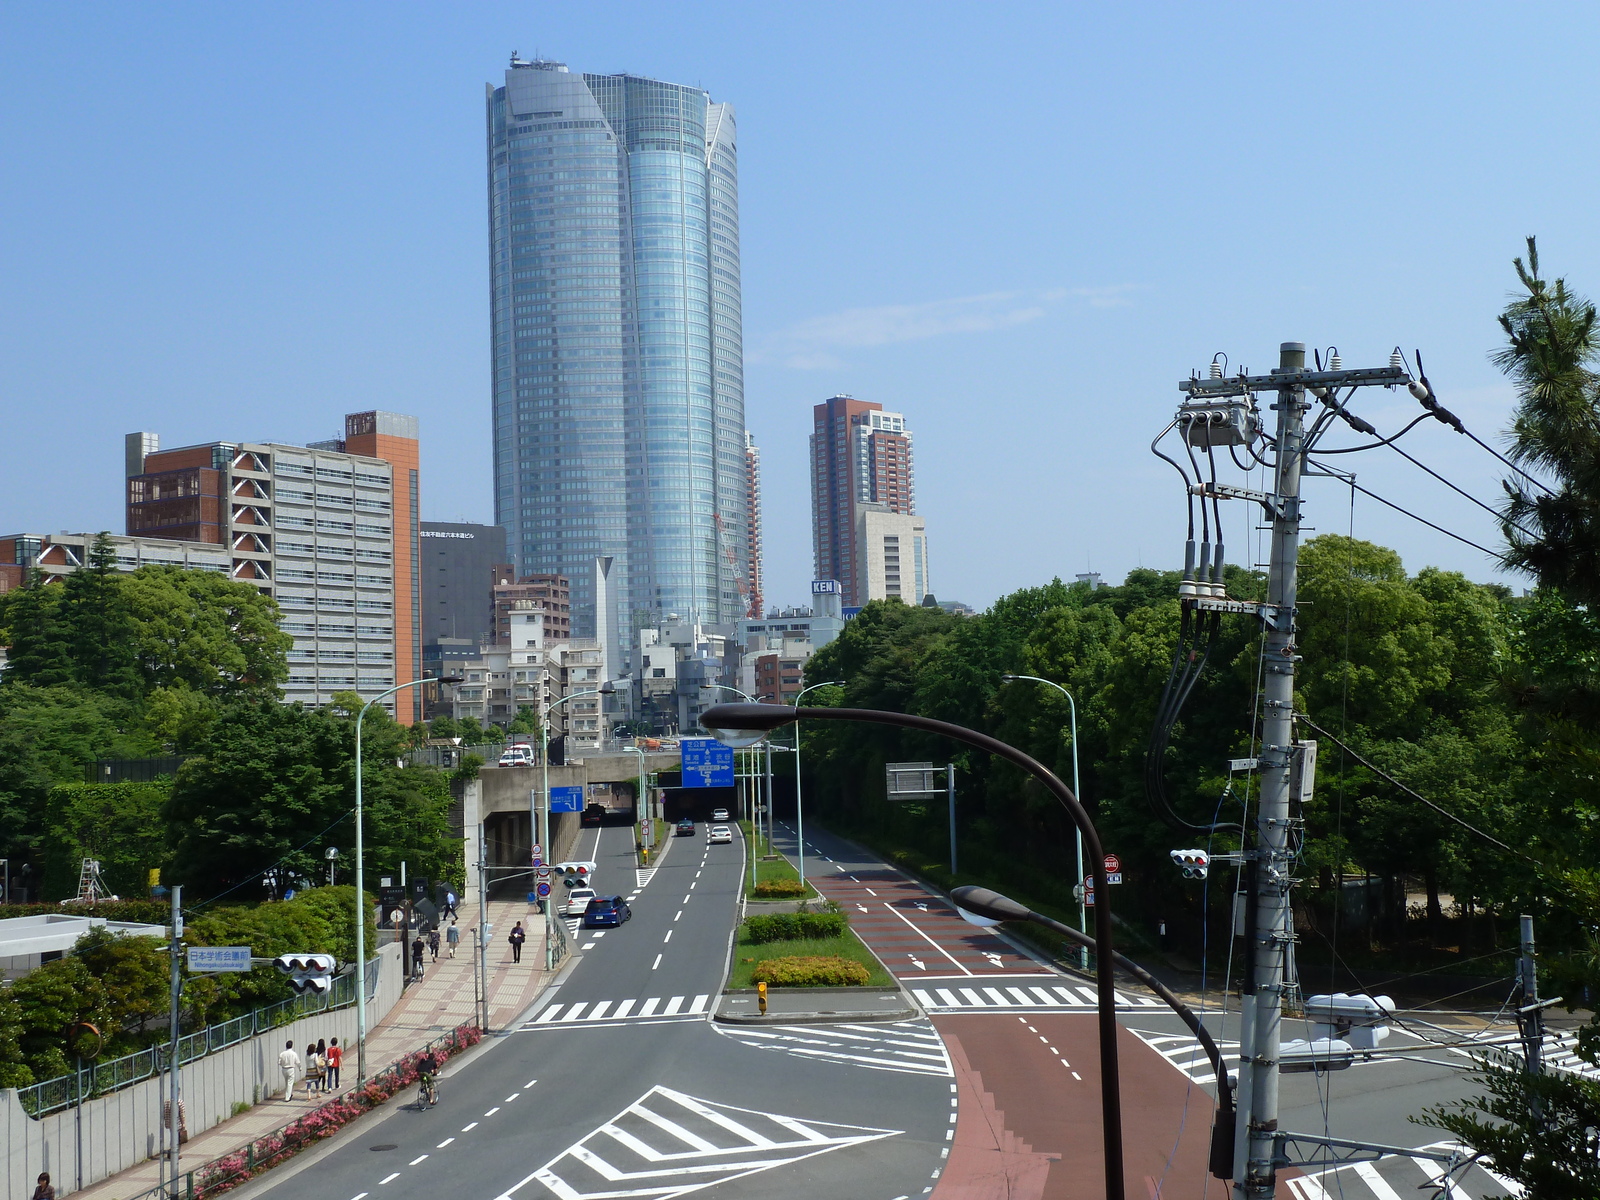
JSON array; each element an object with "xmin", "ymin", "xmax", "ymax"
[
  {"xmin": 409, "ymin": 918, "xmax": 462, "ymax": 979},
  {"xmin": 275, "ymin": 1036, "xmax": 343, "ymax": 1101}
]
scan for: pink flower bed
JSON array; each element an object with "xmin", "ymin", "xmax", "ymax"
[{"xmin": 191, "ymin": 1024, "xmax": 482, "ymax": 1197}]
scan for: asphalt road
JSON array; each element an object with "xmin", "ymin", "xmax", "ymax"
[
  {"xmin": 774, "ymin": 817, "xmax": 1532, "ymax": 1200},
  {"xmin": 251, "ymin": 819, "xmax": 956, "ymax": 1200}
]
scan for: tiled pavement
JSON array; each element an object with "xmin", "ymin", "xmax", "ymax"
[{"xmin": 75, "ymin": 897, "xmax": 555, "ymax": 1200}]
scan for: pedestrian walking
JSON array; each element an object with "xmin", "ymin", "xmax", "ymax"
[
  {"xmin": 508, "ymin": 921, "xmax": 526, "ymax": 964},
  {"xmin": 411, "ymin": 934, "xmax": 426, "ymax": 979},
  {"xmin": 444, "ymin": 890, "xmax": 459, "ymax": 920},
  {"xmin": 278, "ymin": 1040, "xmax": 301, "ymax": 1101},
  {"xmin": 308, "ymin": 1038, "xmax": 327, "ymax": 1094},
  {"xmin": 327, "ymin": 1037, "xmax": 342, "ymax": 1091},
  {"xmin": 428, "ymin": 927, "xmax": 441, "ymax": 961},
  {"xmin": 446, "ymin": 919, "xmax": 460, "ymax": 958},
  {"xmin": 31, "ymin": 1172, "xmax": 56, "ymax": 1199}
]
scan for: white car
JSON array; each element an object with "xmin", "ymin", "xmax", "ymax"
[
  {"xmin": 708, "ymin": 825, "xmax": 733, "ymax": 845},
  {"xmin": 498, "ymin": 745, "xmax": 534, "ymax": 767},
  {"xmin": 559, "ymin": 887, "xmax": 597, "ymax": 917},
  {"xmin": 711, "ymin": 808, "xmax": 730, "ymax": 821}
]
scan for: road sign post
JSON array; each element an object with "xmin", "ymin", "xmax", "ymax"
[{"xmin": 680, "ymin": 738, "xmax": 734, "ymax": 788}]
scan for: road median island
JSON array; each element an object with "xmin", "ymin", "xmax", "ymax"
[{"xmin": 715, "ymin": 903, "xmax": 921, "ymax": 1024}]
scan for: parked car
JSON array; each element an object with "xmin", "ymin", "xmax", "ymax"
[
  {"xmin": 582, "ymin": 896, "xmax": 632, "ymax": 928},
  {"xmin": 711, "ymin": 808, "xmax": 730, "ymax": 821},
  {"xmin": 675, "ymin": 818, "xmax": 696, "ymax": 837},
  {"xmin": 708, "ymin": 825, "xmax": 733, "ymax": 845},
  {"xmin": 558, "ymin": 887, "xmax": 597, "ymax": 917},
  {"xmin": 497, "ymin": 744, "xmax": 534, "ymax": 767}
]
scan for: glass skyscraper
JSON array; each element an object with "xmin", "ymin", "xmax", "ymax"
[{"xmin": 486, "ymin": 57, "xmax": 747, "ymax": 670}]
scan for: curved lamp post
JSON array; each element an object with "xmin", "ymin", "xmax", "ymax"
[
  {"xmin": 952, "ymin": 884, "xmax": 1236, "ymax": 1182},
  {"xmin": 354, "ymin": 673, "xmax": 462, "ymax": 1083},
  {"xmin": 1001, "ymin": 674, "xmax": 1087, "ymax": 968},
  {"xmin": 790, "ymin": 680, "xmax": 843, "ymax": 887},
  {"xmin": 699, "ymin": 701, "xmax": 1127, "ymax": 1200}
]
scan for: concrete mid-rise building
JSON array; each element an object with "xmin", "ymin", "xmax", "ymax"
[
  {"xmin": 810, "ymin": 396, "xmax": 916, "ymax": 606},
  {"xmin": 421, "ymin": 521, "xmax": 507, "ymax": 648},
  {"xmin": 122, "ymin": 411, "xmax": 422, "ymax": 720},
  {"xmin": 492, "ymin": 572, "xmax": 571, "ymax": 645},
  {"xmin": 857, "ymin": 509, "xmax": 930, "ymax": 605}
]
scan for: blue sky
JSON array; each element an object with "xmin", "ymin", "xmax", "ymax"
[{"xmin": 4, "ymin": 2, "xmax": 1599, "ymax": 610}]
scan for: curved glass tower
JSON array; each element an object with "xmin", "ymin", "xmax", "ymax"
[{"xmin": 486, "ymin": 58, "xmax": 746, "ymax": 670}]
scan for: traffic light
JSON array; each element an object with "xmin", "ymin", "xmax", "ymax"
[
  {"xmin": 274, "ymin": 953, "xmax": 337, "ymax": 995},
  {"xmin": 1170, "ymin": 849, "xmax": 1210, "ymax": 880},
  {"xmin": 1305, "ymin": 992, "xmax": 1394, "ymax": 1050}
]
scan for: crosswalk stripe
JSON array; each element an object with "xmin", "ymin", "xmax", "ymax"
[
  {"xmin": 536, "ymin": 1004, "xmax": 563, "ymax": 1024},
  {"xmin": 1029, "ymin": 987, "xmax": 1058, "ymax": 1005},
  {"xmin": 587, "ymin": 1000, "xmax": 611, "ymax": 1020},
  {"xmin": 717, "ymin": 1020, "xmax": 954, "ymax": 1077},
  {"xmin": 612, "ymin": 999, "xmax": 635, "ymax": 1019},
  {"xmin": 936, "ymin": 988, "xmax": 960, "ymax": 1007},
  {"xmin": 958, "ymin": 987, "xmax": 983, "ymax": 1005},
  {"xmin": 690, "ymin": 994, "xmax": 709, "ymax": 1014},
  {"xmin": 1005, "ymin": 987, "xmax": 1034, "ymax": 1005},
  {"xmin": 639, "ymin": 998, "xmax": 661, "ymax": 1017},
  {"xmin": 981, "ymin": 987, "xmax": 1011, "ymax": 1006},
  {"xmin": 562, "ymin": 1002, "xmax": 589, "ymax": 1022},
  {"xmin": 663, "ymin": 995, "xmax": 685, "ymax": 1015}
]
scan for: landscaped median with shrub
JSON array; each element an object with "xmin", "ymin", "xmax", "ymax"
[
  {"xmin": 727, "ymin": 904, "xmax": 893, "ymax": 989},
  {"xmin": 166, "ymin": 1023, "xmax": 482, "ymax": 1199},
  {"xmin": 739, "ymin": 820, "xmax": 819, "ymax": 900}
]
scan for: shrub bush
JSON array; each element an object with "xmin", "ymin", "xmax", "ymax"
[
  {"xmin": 743, "ymin": 912, "xmax": 848, "ymax": 943},
  {"xmin": 751, "ymin": 956, "xmax": 869, "ymax": 987},
  {"xmin": 751, "ymin": 879, "xmax": 807, "ymax": 898}
]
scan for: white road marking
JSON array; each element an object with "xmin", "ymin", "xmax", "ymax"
[
  {"xmin": 525, "ymin": 1078, "xmax": 538, "ymax": 1088},
  {"xmin": 485, "ymin": 1106, "xmax": 500, "ymax": 1115},
  {"xmin": 651, "ymin": 954, "xmax": 662, "ymax": 969},
  {"xmin": 612, "ymin": 999, "xmax": 635, "ymax": 1019},
  {"xmin": 462, "ymin": 1122, "xmax": 477, "ymax": 1131},
  {"xmin": 663, "ymin": 930, "xmax": 673, "ymax": 943},
  {"xmin": 674, "ymin": 909, "xmax": 683, "ymax": 921},
  {"xmin": 379, "ymin": 1173, "xmax": 399, "ymax": 1185},
  {"xmin": 881, "ymin": 903, "xmax": 972, "ymax": 974},
  {"xmin": 410, "ymin": 1154, "xmax": 428, "ymax": 1165},
  {"xmin": 664, "ymin": 995, "xmax": 685, "ymax": 1015},
  {"xmin": 437, "ymin": 1138, "xmax": 454, "ymax": 1148},
  {"xmin": 639, "ymin": 997, "xmax": 661, "ymax": 1016}
]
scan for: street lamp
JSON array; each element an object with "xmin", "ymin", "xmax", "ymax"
[
  {"xmin": 700, "ymin": 701, "xmax": 1128, "ymax": 1200},
  {"xmin": 790, "ymin": 680, "xmax": 843, "ymax": 889},
  {"xmin": 354, "ymin": 673, "xmax": 462, "ymax": 1083},
  {"xmin": 1002, "ymin": 674, "xmax": 1087, "ymax": 967},
  {"xmin": 952, "ymin": 884, "xmax": 1235, "ymax": 1181},
  {"xmin": 540, "ymin": 681, "xmax": 616, "ymax": 963},
  {"xmin": 625, "ymin": 744, "xmax": 648, "ymax": 836},
  {"xmin": 702, "ymin": 684, "xmax": 760, "ymax": 880}
]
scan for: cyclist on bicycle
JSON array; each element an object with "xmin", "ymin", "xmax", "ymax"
[{"xmin": 417, "ymin": 1051, "xmax": 438, "ymax": 1107}]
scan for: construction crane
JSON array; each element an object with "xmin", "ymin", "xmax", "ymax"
[{"xmin": 712, "ymin": 512, "xmax": 752, "ymax": 616}]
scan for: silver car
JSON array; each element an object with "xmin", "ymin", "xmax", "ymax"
[{"xmin": 708, "ymin": 825, "xmax": 733, "ymax": 845}]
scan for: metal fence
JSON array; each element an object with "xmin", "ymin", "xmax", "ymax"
[
  {"xmin": 403, "ymin": 742, "xmax": 508, "ymax": 770},
  {"xmin": 16, "ymin": 970, "xmax": 359, "ymax": 1117},
  {"xmin": 84, "ymin": 756, "xmax": 189, "ymax": 784}
]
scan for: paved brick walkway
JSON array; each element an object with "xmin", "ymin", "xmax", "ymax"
[{"xmin": 75, "ymin": 897, "xmax": 555, "ymax": 1200}]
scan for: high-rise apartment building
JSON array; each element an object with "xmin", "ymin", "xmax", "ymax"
[
  {"xmin": 744, "ymin": 431, "xmax": 762, "ymax": 619},
  {"xmin": 486, "ymin": 57, "xmax": 748, "ymax": 671},
  {"xmin": 122, "ymin": 411, "xmax": 422, "ymax": 720},
  {"xmin": 810, "ymin": 396, "xmax": 916, "ymax": 606},
  {"xmin": 492, "ymin": 571, "xmax": 572, "ymax": 645}
]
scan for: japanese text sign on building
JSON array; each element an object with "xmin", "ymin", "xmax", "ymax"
[
  {"xmin": 680, "ymin": 738, "xmax": 734, "ymax": 788},
  {"xmin": 550, "ymin": 785, "xmax": 585, "ymax": 813}
]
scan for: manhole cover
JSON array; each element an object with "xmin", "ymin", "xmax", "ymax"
[{"xmin": 370, "ymin": 1144, "xmax": 398, "ymax": 1152}]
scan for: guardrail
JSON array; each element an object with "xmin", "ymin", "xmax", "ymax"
[{"xmin": 16, "ymin": 970, "xmax": 360, "ymax": 1117}]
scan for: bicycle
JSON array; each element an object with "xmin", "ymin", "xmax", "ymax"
[{"xmin": 418, "ymin": 1072, "xmax": 438, "ymax": 1109}]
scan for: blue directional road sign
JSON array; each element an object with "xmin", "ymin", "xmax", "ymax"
[
  {"xmin": 680, "ymin": 738, "xmax": 735, "ymax": 788},
  {"xmin": 550, "ymin": 785, "xmax": 585, "ymax": 813}
]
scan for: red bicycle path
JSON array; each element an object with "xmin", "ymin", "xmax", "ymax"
[{"xmin": 785, "ymin": 823, "xmax": 1227, "ymax": 1199}]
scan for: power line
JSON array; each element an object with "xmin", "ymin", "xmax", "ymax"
[{"xmin": 1310, "ymin": 464, "xmax": 1502, "ymax": 558}]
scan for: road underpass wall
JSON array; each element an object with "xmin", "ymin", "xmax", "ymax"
[{"xmin": 0, "ymin": 941, "xmax": 405, "ymax": 1198}]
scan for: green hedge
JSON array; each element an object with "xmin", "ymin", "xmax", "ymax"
[
  {"xmin": 743, "ymin": 912, "xmax": 848, "ymax": 943},
  {"xmin": 752, "ymin": 956, "xmax": 870, "ymax": 987},
  {"xmin": 751, "ymin": 879, "xmax": 807, "ymax": 898}
]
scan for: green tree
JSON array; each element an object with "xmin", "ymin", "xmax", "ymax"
[
  {"xmin": 56, "ymin": 534, "xmax": 143, "ymax": 701},
  {"xmin": 42, "ymin": 781, "xmax": 170, "ymax": 899},
  {"xmin": 121, "ymin": 566, "xmax": 290, "ymax": 701},
  {"xmin": 508, "ymin": 705, "xmax": 540, "ymax": 736},
  {"xmin": 72, "ymin": 928, "xmax": 170, "ymax": 1048},
  {"xmin": 10, "ymin": 957, "xmax": 112, "ymax": 1081},
  {"xmin": 0, "ymin": 572, "xmax": 75, "ymax": 689},
  {"xmin": 0, "ymin": 986, "xmax": 27, "ymax": 1087},
  {"xmin": 428, "ymin": 715, "xmax": 460, "ymax": 740}
]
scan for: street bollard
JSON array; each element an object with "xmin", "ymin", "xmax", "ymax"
[{"xmin": 757, "ymin": 981, "xmax": 767, "ymax": 1015}]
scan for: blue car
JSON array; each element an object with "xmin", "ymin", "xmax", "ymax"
[{"xmin": 582, "ymin": 896, "xmax": 632, "ymax": 928}]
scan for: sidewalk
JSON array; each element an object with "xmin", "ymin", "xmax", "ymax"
[{"xmin": 75, "ymin": 896, "xmax": 556, "ymax": 1200}]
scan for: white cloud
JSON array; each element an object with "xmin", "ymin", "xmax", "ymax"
[{"xmin": 752, "ymin": 285, "xmax": 1137, "ymax": 368}]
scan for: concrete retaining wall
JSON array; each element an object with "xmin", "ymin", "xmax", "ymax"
[{"xmin": 0, "ymin": 941, "xmax": 405, "ymax": 1198}]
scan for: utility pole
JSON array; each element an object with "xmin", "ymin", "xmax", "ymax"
[
  {"xmin": 1517, "ymin": 914, "xmax": 1544, "ymax": 1077},
  {"xmin": 1236, "ymin": 341, "xmax": 1307, "ymax": 1198},
  {"xmin": 165, "ymin": 884, "xmax": 183, "ymax": 1198},
  {"xmin": 477, "ymin": 822, "xmax": 491, "ymax": 1031}
]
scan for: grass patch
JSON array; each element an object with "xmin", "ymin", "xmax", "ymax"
[
  {"xmin": 738, "ymin": 820, "xmax": 820, "ymax": 900},
  {"xmin": 728, "ymin": 927, "xmax": 894, "ymax": 989}
]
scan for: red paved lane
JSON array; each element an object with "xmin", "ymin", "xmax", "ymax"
[
  {"xmin": 933, "ymin": 1014, "xmax": 1220, "ymax": 1200},
  {"xmin": 811, "ymin": 868, "xmax": 1041, "ymax": 976}
]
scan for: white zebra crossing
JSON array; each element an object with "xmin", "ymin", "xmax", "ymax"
[
  {"xmin": 1129, "ymin": 1029, "xmax": 1240, "ymax": 1086},
  {"xmin": 498, "ymin": 1084, "xmax": 901, "ymax": 1200},
  {"xmin": 715, "ymin": 1020, "xmax": 954, "ymax": 1077},
  {"xmin": 910, "ymin": 975, "xmax": 1163, "ymax": 1013},
  {"xmin": 1284, "ymin": 1139, "xmax": 1521, "ymax": 1200},
  {"xmin": 636, "ymin": 866, "xmax": 657, "ymax": 888},
  {"xmin": 523, "ymin": 994, "xmax": 713, "ymax": 1027}
]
